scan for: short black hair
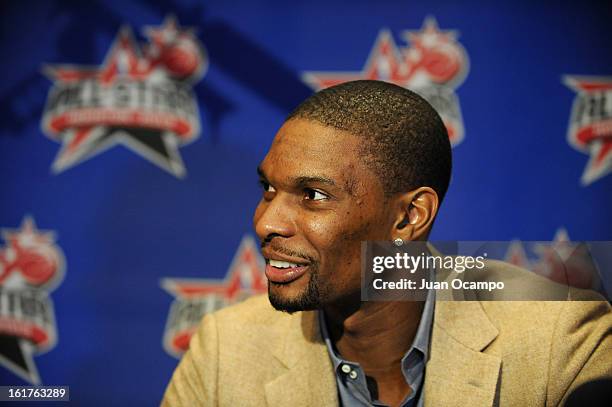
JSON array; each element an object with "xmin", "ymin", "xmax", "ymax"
[{"xmin": 286, "ymin": 80, "xmax": 452, "ymax": 202}]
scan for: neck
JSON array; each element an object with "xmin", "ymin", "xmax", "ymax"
[{"xmin": 323, "ymin": 300, "xmax": 424, "ymax": 372}]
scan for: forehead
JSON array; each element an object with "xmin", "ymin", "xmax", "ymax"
[
  {"xmin": 272, "ymin": 119, "xmax": 359, "ymax": 160},
  {"xmin": 262, "ymin": 119, "xmax": 375, "ymax": 192}
]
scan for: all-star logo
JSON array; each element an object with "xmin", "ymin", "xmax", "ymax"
[
  {"xmin": 41, "ymin": 16, "xmax": 207, "ymax": 178},
  {"xmin": 563, "ymin": 76, "xmax": 612, "ymax": 185},
  {"xmin": 0, "ymin": 217, "xmax": 65, "ymax": 384},
  {"xmin": 303, "ymin": 17, "xmax": 469, "ymax": 146},
  {"xmin": 160, "ymin": 235, "xmax": 266, "ymax": 357},
  {"xmin": 505, "ymin": 228, "xmax": 602, "ymax": 292}
]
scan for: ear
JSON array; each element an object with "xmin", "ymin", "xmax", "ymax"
[{"xmin": 392, "ymin": 187, "xmax": 439, "ymax": 241}]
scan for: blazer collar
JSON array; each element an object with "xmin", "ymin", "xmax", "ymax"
[
  {"xmin": 424, "ymin": 301, "xmax": 501, "ymax": 406},
  {"xmin": 266, "ymin": 310, "xmax": 338, "ymax": 406}
]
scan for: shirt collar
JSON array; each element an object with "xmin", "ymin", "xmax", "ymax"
[
  {"xmin": 410, "ymin": 286, "xmax": 435, "ymax": 361},
  {"xmin": 318, "ymin": 287, "xmax": 436, "ymax": 371}
]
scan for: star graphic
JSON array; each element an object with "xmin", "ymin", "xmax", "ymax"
[
  {"xmin": 0, "ymin": 217, "xmax": 63, "ymax": 385},
  {"xmin": 563, "ymin": 75, "xmax": 612, "ymax": 185},
  {"xmin": 42, "ymin": 18, "xmax": 204, "ymax": 178}
]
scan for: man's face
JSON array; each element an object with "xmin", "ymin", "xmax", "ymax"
[{"xmin": 253, "ymin": 118, "xmax": 392, "ymax": 312}]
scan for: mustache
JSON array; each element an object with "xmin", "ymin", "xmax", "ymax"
[{"xmin": 260, "ymin": 239, "xmax": 316, "ymax": 264}]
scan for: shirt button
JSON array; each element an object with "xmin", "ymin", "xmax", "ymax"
[
  {"xmin": 348, "ymin": 370, "xmax": 358, "ymax": 380},
  {"xmin": 341, "ymin": 364, "xmax": 351, "ymax": 374}
]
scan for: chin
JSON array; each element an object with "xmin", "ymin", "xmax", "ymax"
[{"xmin": 268, "ymin": 280, "xmax": 322, "ymax": 314}]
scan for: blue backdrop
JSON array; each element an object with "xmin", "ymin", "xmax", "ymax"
[{"xmin": 0, "ymin": 0, "xmax": 610, "ymax": 405}]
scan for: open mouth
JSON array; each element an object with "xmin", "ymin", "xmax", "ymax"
[{"xmin": 265, "ymin": 259, "xmax": 309, "ymax": 284}]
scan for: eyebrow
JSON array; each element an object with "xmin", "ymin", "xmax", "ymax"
[
  {"xmin": 294, "ymin": 175, "xmax": 337, "ymax": 189},
  {"xmin": 257, "ymin": 165, "xmax": 341, "ymax": 191}
]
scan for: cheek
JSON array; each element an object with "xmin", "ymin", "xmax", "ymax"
[
  {"xmin": 306, "ymin": 206, "xmax": 374, "ymax": 240},
  {"xmin": 336, "ymin": 220, "xmax": 374, "ymax": 266},
  {"xmin": 305, "ymin": 211, "xmax": 375, "ymax": 279}
]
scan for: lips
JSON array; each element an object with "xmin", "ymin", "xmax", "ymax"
[
  {"xmin": 265, "ymin": 263, "xmax": 308, "ymax": 284},
  {"xmin": 264, "ymin": 257, "xmax": 309, "ymax": 284}
]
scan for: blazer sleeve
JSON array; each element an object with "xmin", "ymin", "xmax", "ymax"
[
  {"xmin": 547, "ymin": 300, "xmax": 612, "ymax": 407},
  {"xmin": 161, "ymin": 313, "xmax": 219, "ymax": 406}
]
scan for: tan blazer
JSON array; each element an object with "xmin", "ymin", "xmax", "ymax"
[{"xmin": 162, "ymin": 288, "xmax": 611, "ymax": 406}]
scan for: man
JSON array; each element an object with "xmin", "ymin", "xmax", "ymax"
[{"xmin": 162, "ymin": 80, "xmax": 611, "ymax": 406}]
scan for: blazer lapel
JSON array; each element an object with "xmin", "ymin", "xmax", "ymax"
[
  {"xmin": 424, "ymin": 301, "xmax": 501, "ymax": 407},
  {"xmin": 265, "ymin": 310, "xmax": 339, "ymax": 407}
]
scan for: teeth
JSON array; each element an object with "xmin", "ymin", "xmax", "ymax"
[{"xmin": 269, "ymin": 259, "xmax": 301, "ymax": 268}]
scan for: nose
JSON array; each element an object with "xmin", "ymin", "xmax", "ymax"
[{"xmin": 253, "ymin": 193, "xmax": 296, "ymax": 242}]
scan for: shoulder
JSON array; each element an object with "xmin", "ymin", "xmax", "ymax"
[
  {"xmin": 477, "ymin": 260, "xmax": 610, "ymax": 338},
  {"xmin": 480, "ymin": 297, "xmax": 611, "ymax": 341}
]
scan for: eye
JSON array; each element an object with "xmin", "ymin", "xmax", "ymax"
[
  {"xmin": 259, "ymin": 180, "xmax": 276, "ymax": 193},
  {"xmin": 304, "ymin": 188, "xmax": 328, "ymax": 201}
]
